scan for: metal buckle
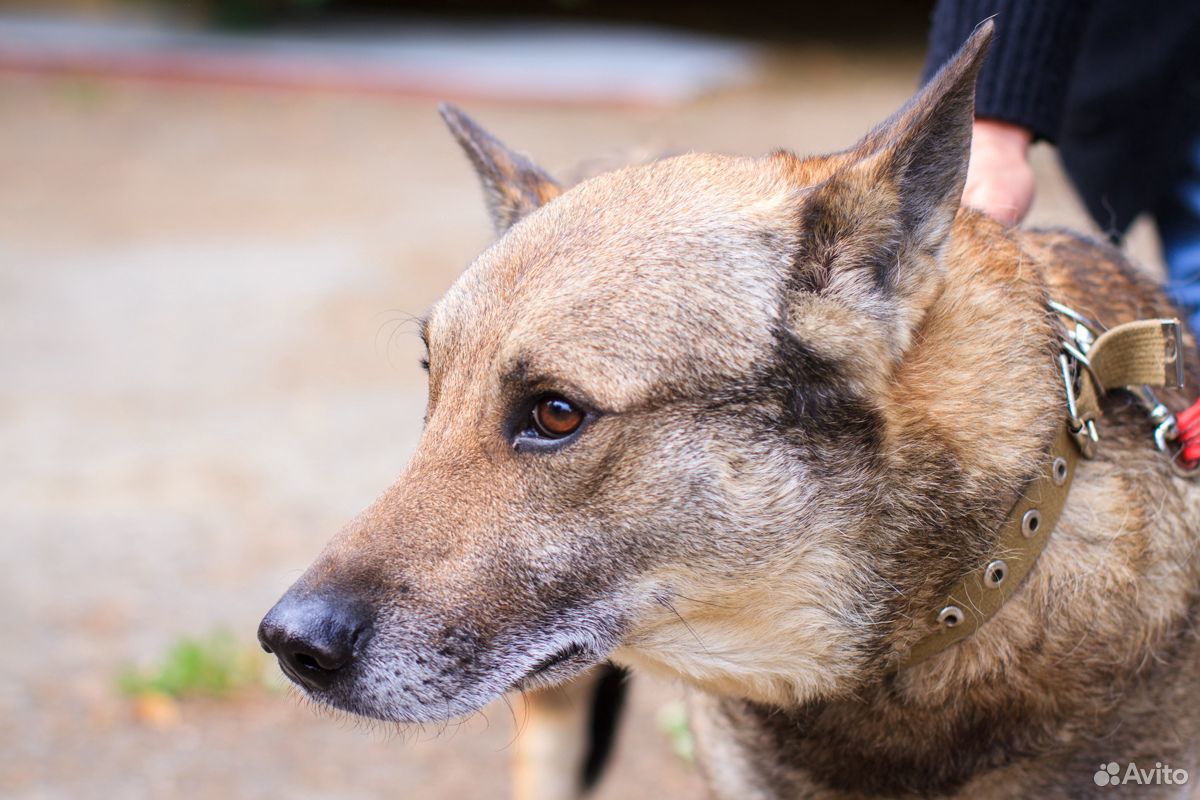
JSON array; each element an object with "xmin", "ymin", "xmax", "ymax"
[
  {"xmin": 1162, "ymin": 319, "xmax": 1186, "ymax": 390},
  {"xmin": 1131, "ymin": 385, "xmax": 1175, "ymax": 429},
  {"xmin": 1151, "ymin": 415, "xmax": 1200, "ymax": 478},
  {"xmin": 1051, "ymin": 302, "xmax": 1101, "ymax": 457},
  {"xmin": 1128, "ymin": 319, "xmax": 1190, "ymax": 477},
  {"xmin": 1047, "ymin": 300, "xmax": 1106, "ymax": 338},
  {"xmin": 1049, "ymin": 302, "xmax": 1188, "ymax": 463},
  {"xmin": 1059, "ymin": 351, "xmax": 1099, "ymax": 458}
]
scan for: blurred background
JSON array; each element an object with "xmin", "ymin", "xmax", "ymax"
[{"xmin": 0, "ymin": 1, "xmax": 1164, "ymax": 798}]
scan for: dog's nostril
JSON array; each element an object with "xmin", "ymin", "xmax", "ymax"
[{"xmin": 258, "ymin": 589, "xmax": 374, "ymax": 690}]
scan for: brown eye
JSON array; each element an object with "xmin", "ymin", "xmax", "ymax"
[{"xmin": 532, "ymin": 395, "xmax": 585, "ymax": 439}]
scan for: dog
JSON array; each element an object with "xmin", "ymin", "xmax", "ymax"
[{"xmin": 258, "ymin": 21, "xmax": 1200, "ymax": 798}]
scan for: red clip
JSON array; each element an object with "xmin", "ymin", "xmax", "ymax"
[{"xmin": 1179, "ymin": 398, "xmax": 1200, "ymax": 466}]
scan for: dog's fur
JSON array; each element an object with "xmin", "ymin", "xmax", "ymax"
[{"xmin": 265, "ymin": 23, "xmax": 1200, "ymax": 798}]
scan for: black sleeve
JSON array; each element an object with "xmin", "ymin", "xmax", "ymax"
[{"xmin": 921, "ymin": 0, "xmax": 1093, "ymax": 142}]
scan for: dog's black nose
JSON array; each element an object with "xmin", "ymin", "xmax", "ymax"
[{"xmin": 257, "ymin": 589, "xmax": 372, "ymax": 690}]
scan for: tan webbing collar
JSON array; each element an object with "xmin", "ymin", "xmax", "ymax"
[
  {"xmin": 1088, "ymin": 319, "xmax": 1185, "ymax": 391},
  {"xmin": 901, "ymin": 306, "xmax": 1186, "ymax": 668},
  {"xmin": 902, "ymin": 424, "xmax": 1078, "ymax": 666}
]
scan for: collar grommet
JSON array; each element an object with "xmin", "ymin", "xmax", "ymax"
[
  {"xmin": 937, "ymin": 605, "xmax": 963, "ymax": 628},
  {"xmin": 1052, "ymin": 456, "xmax": 1069, "ymax": 486},
  {"xmin": 983, "ymin": 559, "xmax": 1008, "ymax": 588}
]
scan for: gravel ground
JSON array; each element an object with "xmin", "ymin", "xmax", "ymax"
[{"xmin": 0, "ymin": 42, "xmax": 1163, "ymax": 800}]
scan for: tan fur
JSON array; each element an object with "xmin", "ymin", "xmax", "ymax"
[{"xmin": 264, "ymin": 22, "xmax": 1200, "ymax": 799}]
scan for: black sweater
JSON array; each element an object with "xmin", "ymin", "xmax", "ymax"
[
  {"xmin": 922, "ymin": 0, "xmax": 1200, "ymax": 234},
  {"xmin": 923, "ymin": 0, "xmax": 1091, "ymax": 142}
]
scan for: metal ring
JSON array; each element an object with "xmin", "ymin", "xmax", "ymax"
[
  {"xmin": 1051, "ymin": 457, "xmax": 1068, "ymax": 486},
  {"xmin": 937, "ymin": 605, "xmax": 963, "ymax": 628},
  {"xmin": 1021, "ymin": 509, "xmax": 1042, "ymax": 538},
  {"xmin": 983, "ymin": 560, "xmax": 1007, "ymax": 588}
]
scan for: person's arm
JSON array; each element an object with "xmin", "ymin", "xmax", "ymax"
[{"xmin": 923, "ymin": 0, "xmax": 1092, "ymax": 224}]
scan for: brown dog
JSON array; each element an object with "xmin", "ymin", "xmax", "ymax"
[{"xmin": 259, "ymin": 22, "xmax": 1200, "ymax": 798}]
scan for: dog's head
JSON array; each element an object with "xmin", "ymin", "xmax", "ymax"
[{"xmin": 260, "ymin": 25, "xmax": 1004, "ymax": 721}]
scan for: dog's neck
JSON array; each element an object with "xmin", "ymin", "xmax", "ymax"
[
  {"xmin": 696, "ymin": 221, "xmax": 1200, "ymax": 798},
  {"xmin": 879, "ymin": 214, "xmax": 1068, "ymax": 655}
]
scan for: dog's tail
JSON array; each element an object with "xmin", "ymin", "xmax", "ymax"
[{"xmin": 581, "ymin": 663, "xmax": 630, "ymax": 792}]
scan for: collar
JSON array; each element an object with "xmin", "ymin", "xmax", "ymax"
[{"xmin": 901, "ymin": 302, "xmax": 1190, "ymax": 668}]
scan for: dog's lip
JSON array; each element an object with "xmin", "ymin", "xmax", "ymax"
[
  {"xmin": 274, "ymin": 655, "xmax": 332, "ymax": 693},
  {"xmin": 531, "ymin": 642, "xmax": 588, "ymax": 673},
  {"xmin": 276, "ymin": 659, "xmax": 315, "ymax": 691},
  {"xmin": 511, "ymin": 642, "xmax": 597, "ymax": 690}
]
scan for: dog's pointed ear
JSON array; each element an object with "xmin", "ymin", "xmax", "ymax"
[
  {"xmin": 439, "ymin": 103, "xmax": 562, "ymax": 235},
  {"xmin": 792, "ymin": 21, "xmax": 993, "ymax": 306}
]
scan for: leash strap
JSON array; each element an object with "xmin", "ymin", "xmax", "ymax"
[
  {"xmin": 1088, "ymin": 319, "xmax": 1185, "ymax": 392},
  {"xmin": 902, "ymin": 306, "xmax": 1193, "ymax": 668},
  {"xmin": 1179, "ymin": 399, "xmax": 1200, "ymax": 465}
]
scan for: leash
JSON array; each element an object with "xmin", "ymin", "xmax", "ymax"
[{"xmin": 903, "ymin": 302, "xmax": 1197, "ymax": 667}]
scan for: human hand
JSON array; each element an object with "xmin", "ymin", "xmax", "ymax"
[{"xmin": 963, "ymin": 119, "xmax": 1035, "ymax": 226}]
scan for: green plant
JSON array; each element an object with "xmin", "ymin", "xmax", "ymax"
[
  {"xmin": 656, "ymin": 700, "xmax": 695, "ymax": 765},
  {"xmin": 118, "ymin": 628, "xmax": 269, "ymax": 699}
]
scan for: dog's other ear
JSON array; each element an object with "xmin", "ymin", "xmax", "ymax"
[
  {"xmin": 439, "ymin": 103, "xmax": 562, "ymax": 235},
  {"xmin": 791, "ymin": 21, "xmax": 993, "ymax": 326}
]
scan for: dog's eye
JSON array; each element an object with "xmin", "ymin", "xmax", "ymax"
[{"xmin": 531, "ymin": 395, "xmax": 585, "ymax": 439}]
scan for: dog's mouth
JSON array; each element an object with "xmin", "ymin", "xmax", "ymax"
[
  {"xmin": 511, "ymin": 641, "xmax": 598, "ymax": 691},
  {"xmin": 276, "ymin": 657, "xmax": 314, "ymax": 692},
  {"xmin": 268, "ymin": 614, "xmax": 623, "ymax": 725}
]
